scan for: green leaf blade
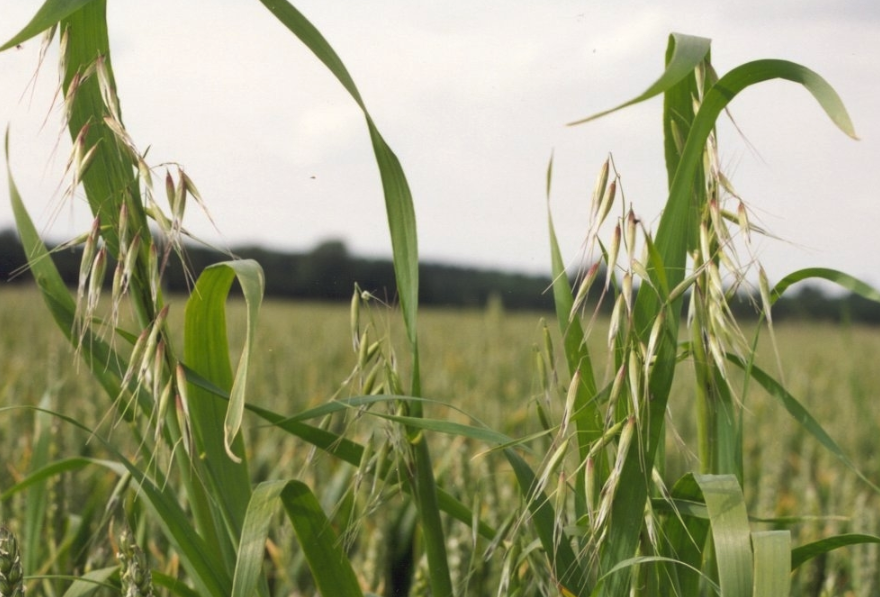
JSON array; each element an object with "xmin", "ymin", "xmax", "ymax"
[
  {"xmin": 568, "ymin": 33, "xmax": 711, "ymax": 126},
  {"xmin": 752, "ymin": 531, "xmax": 791, "ymax": 597},
  {"xmin": 0, "ymin": 0, "xmax": 96, "ymax": 52},
  {"xmin": 280, "ymin": 481, "xmax": 365, "ymax": 597},
  {"xmin": 183, "ymin": 259, "xmax": 264, "ymax": 552}
]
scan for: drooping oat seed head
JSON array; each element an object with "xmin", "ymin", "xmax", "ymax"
[
  {"xmin": 147, "ymin": 241, "xmax": 159, "ymax": 304},
  {"xmin": 77, "ymin": 216, "xmax": 101, "ymax": 308},
  {"xmin": 570, "ymin": 261, "xmax": 600, "ymax": 321},
  {"xmin": 561, "ymin": 369, "xmax": 580, "ymax": 437},
  {"xmin": 622, "ymin": 270, "xmax": 633, "ymax": 315},
  {"xmin": 627, "ymin": 347, "xmax": 642, "ymax": 419},
  {"xmin": 644, "ymin": 308, "xmax": 666, "ymax": 380},
  {"xmin": 95, "ymin": 54, "xmax": 121, "ymax": 122},
  {"xmin": 86, "ymin": 245, "xmax": 107, "ymax": 314},
  {"xmin": 604, "ymin": 222, "xmax": 621, "ymax": 290},
  {"xmin": 607, "ymin": 293, "xmax": 625, "ymax": 349},
  {"xmin": 624, "ymin": 208, "xmax": 637, "ymax": 262},
  {"xmin": 589, "ymin": 158, "xmax": 610, "ymax": 224},
  {"xmin": 595, "ymin": 179, "xmax": 617, "ymax": 233}
]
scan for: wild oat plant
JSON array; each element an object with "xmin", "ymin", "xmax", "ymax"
[{"xmin": 3, "ymin": 1, "xmax": 880, "ymax": 596}]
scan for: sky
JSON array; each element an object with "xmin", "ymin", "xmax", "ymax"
[{"xmin": 1, "ymin": 1, "xmax": 878, "ymax": 291}]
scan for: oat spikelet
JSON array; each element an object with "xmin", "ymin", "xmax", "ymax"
[
  {"xmin": 604, "ymin": 223, "xmax": 621, "ymax": 290},
  {"xmin": 589, "ymin": 158, "xmax": 610, "ymax": 224}
]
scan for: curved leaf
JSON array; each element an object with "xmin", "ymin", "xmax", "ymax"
[
  {"xmin": 0, "ymin": 0, "xmax": 96, "ymax": 52},
  {"xmin": 771, "ymin": 267, "xmax": 880, "ymax": 304},
  {"xmin": 254, "ymin": 5, "xmax": 449, "ymax": 592},
  {"xmin": 230, "ymin": 481, "xmax": 283, "ymax": 596},
  {"xmin": 188, "ymin": 259, "xmax": 264, "ymax": 462},
  {"xmin": 726, "ymin": 353, "xmax": 880, "ymax": 493},
  {"xmin": 568, "ymin": 32, "xmax": 711, "ymax": 126},
  {"xmin": 256, "ymin": 0, "xmax": 419, "ymax": 359},
  {"xmin": 59, "ymin": 566, "xmax": 118, "ymax": 597},
  {"xmin": 183, "ymin": 259, "xmax": 263, "ymax": 560},
  {"xmin": 0, "ymin": 457, "xmax": 120, "ymax": 500},
  {"xmin": 230, "ymin": 480, "xmax": 367, "ymax": 597},
  {"xmin": 791, "ymin": 533, "xmax": 880, "ymax": 570},
  {"xmin": 640, "ymin": 57, "xmax": 858, "ymax": 326}
]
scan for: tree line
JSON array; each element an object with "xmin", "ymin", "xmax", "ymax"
[{"xmin": 1, "ymin": 228, "xmax": 878, "ymax": 323}]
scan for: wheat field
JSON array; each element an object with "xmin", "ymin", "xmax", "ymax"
[{"xmin": 2, "ymin": 284, "xmax": 878, "ymax": 594}]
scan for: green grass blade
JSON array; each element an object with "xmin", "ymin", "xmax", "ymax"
[
  {"xmin": 546, "ymin": 165, "xmax": 598, "ymax": 397},
  {"xmin": 657, "ymin": 473, "xmax": 710, "ymax": 595},
  {"xmin": 257, "ymin": 4, "xmax": 451, "ymax": 592},
  {"xmin": 187, "ymin": 260, "xmax": 264, "ymax": 461},
  {"xmin": 568, "ymin": 33, "xmax": 711, "ymax": 126},
  {"xmin": 280, "ymin": 481, "xmax": 366, "ymax": 597},
  {"xmin": 693, "ymin": 474, "xmax": 753, "ymax": 597},
  {"xmin": 725, "ymin": 353, "xmax": 880, "ymax": 493},
  {"xmin": 256, "ymin": 0, "xmax": 418, "ymax": 357},
  {"xmin": 366, "ymin": 412, "xmax": 521, "ymax": 447},
  {"xmin": 231, "ymin": 481, "xmax": 289, "ymax": 597},
  {"xmin": 263, "ymin": 393, "xmax": 536, "ymax": 450},
  {"xmin": 770, "ymin": 267, "xmax": 880, "ymax": 304},
  {"xmin": 152, "ymin": 571, "xmax": 202, "ymax": 597},
  {"xmin": 547, "ymin": 208, "xmax": 599, "ymax": 396},
  {"xmin": 752, "ymin": 531, "xmax": 791, "ymax": 597},
  {"xmin": 0, "ymin": 455, "xmax": 122, "ymax": 500},
  {"xmin": 59, "ymin": 566, "xmax": 118, "ymax": 597},
  {"xmin": 504, "ymin": 448, "xmax": 587, "ymax": 595},
  {"xmin": 24, "ymin": 396, "xmax": 53, "ymax": 575},
  {"xmin": 791, "ymin": 534, "xmax": 880, "ymax": 570},
  {"xmin": 61, "ymin": 0, "xmax": 148, "ymax": 259},
  {"xmin": 0, "ymin": 0, "xmax": 94, "ymax": 51},
  {"xmin": 184, "ymin": 260, "xmax": 263, "ymax": 555}
]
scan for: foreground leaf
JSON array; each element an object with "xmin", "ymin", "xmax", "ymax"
[
  {"xmin": 183, "ymin": 260, "xmax": 264, "ymax": 571},
  {"xmin": 256, "ymin": 4, "xmax": 451, "ymax": 593},
  {"xmin": 752, "ymin": 531, "xmax": 791, "ymax": 597},
  {"xmin": 694, "ymin": 474, "xmax": 753, "ymax": 597},
  {"xmin": 232, "ymin": 480, "xmax": 364, "ymax": 597}
]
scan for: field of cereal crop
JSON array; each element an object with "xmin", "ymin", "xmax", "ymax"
[{"xmin": 2, "ymin": 284, "xmax": 879, "ymax": 594}]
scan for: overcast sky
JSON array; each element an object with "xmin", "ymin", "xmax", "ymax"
[{"xmin": 1, "ymin": 1, "xmax": 878, "ymax": 291}]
